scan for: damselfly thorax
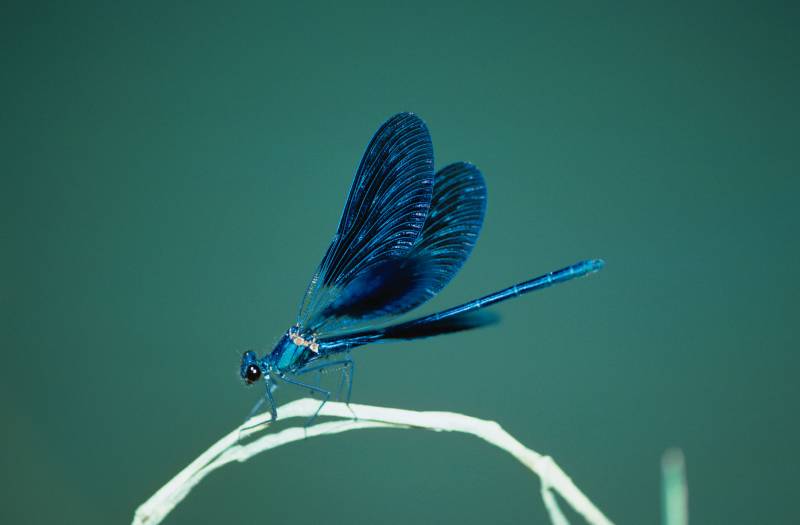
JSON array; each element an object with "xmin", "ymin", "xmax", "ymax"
[
  {"xmin": 287, "ymin": 326, "xmax": 320, "ymax": 354},
  {"xmin": 267, "ymin": 327, "xmax": 322, "ymax": 373}
]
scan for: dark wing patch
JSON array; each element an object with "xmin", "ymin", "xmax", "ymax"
[
  {"xmin": 336, "ymin": 162, "xmax": 486, "ymax": 324},
  {"xmin": 379, "ymin": 309, "xmax": 499, "ymax": 340},
  {"xmin": 319, "ymin": 257, "xmax": 435, "ymax": 320}
]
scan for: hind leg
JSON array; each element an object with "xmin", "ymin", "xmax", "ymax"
[
  {"xmin": 280, "ymin": 373, "xmax": 331, "ymax": 426},
  {"xmin": 296, "ymin": 356, "xmax": 356, "ymax": 417}
]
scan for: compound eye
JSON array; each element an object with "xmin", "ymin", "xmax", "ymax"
[{"xmin": 244, "ymin": 364, "xmax": 262, "ymax": 384}]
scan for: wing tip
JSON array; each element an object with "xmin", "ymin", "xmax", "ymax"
[{"xmin": 386, "ymin": 111, "xmax": 428, "ymax": 131}]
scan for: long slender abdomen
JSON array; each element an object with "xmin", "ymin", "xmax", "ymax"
[{"xmin": 428, "ymin": 259, "xmax": 605, "ymax": 320}]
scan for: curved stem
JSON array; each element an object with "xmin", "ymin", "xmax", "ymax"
[{"xmin": 132, "ymin": 399, "xmax": 614, "ymax": 525}]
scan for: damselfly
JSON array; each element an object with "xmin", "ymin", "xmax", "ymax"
[{"xmin": 240, "ymin": 113, "xmax": 604, "ymax": 421}]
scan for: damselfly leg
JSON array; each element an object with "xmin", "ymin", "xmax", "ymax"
[
  {"xmin": 280, "ymin": 373, "xmax": 332, "ymax": 427},
  {"xmin": 238, "ymin": 381, "xmax": 279, "ymax": 442},
  {"xmin": 296, "ymin": 355, "xmax": 357, "ymax": 418}
]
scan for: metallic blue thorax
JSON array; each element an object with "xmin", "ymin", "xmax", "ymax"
[{"xmin": 269, "ymin": 333, "xmax": 316, "ymax": 372}]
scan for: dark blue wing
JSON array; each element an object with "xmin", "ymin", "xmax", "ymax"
[
  {"xmin": 404, "ymin": 162, "xmax": 486, "ymax": 304},
  {"xmin": 303, "ymin": 161, "xmax": 486, "ymax": 337},
  {"xmin": 297, "ymin": 113, "xmax": 434, "ymax": 333}
]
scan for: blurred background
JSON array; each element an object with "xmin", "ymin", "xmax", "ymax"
[{"xmin": 2, "ymin": 2, "xmax": 797, "ymax": 524}]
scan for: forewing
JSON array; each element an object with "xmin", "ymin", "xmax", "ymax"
[
  {"xmin": 297, "ymin": 113, "xmax": 434, "ymax": 332},
  {"xmin": 307, "ymin": 161, "xmax": 487, "ymax": 337}
]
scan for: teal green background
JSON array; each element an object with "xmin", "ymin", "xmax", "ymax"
[{"xmin": 2, "ymin": 2, "xmax": 798, "ymax": 524}]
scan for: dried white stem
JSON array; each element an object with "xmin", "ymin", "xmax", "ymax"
[{"xmin": 132, "ymin": 398, "xmax": 614, "ymax": 525}]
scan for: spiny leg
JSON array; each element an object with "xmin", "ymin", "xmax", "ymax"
[
  {"xmin": 247, "ymin": 395, "xmax": 265, "ymax": 420},
  {"xmin": 280, "ymin": 373, "xmax": 331, "ymax": 427},
  {"xmin": 340, "ymin": 355, "xmax": 356, "ymax": 419},
  {"xmin": 297, "ymin": 359, "xmax": 351, "ymax": 401},
  {"xmin": 238, "ymin": 381, "xmax": 279, "ymax": 441},
  {"xmin": 297, "ymin": 356, "xmax": 356, "ymax": 418},
  {"xmin": 339, "ymin": 354, "xmax": 355, "ymax": 407},
  {"xmin": 264, "ymin": 380, "xmax": 278, "ymax": 422}
]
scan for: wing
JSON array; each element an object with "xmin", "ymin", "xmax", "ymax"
[
  {"xmin": 304, "ymin": 161, "xmax": 487, "ymax": 337},
  {"xmin": 297, "ymin": 113, "xmax": 434, "ymax": 333},
  {"xmin": 318, "ymin": 310, "xmax": 500, "ymax": 351},
  {"xmin": 403, "ymin": 162, "xmax": 487, "ymax": 305}
]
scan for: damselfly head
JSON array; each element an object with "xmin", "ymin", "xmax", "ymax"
[{"xmin": 240, "ymin": 350, "xmax": 263, "ymax": 385}]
